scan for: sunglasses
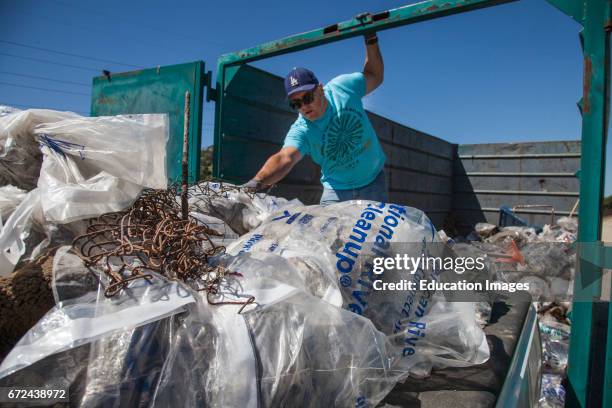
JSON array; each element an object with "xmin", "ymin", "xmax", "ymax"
[{"xmin": 289, "ymin": 90, "xmax": 316, "ymax": 110}]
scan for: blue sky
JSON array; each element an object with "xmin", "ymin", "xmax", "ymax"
[{"xmin": 1, "ymin": 0, "xmax": 606, "ymax": 191}]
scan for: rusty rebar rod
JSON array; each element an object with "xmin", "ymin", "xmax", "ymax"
[{"xmin": 181, "ymin": 90, "xmax": 191, "ymax": 221}]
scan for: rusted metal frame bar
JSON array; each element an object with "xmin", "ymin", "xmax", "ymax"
[{"xmin": 217, "ymin": 0, "xmax": 517, "ymax": 67}]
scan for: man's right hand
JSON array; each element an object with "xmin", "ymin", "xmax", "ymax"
[
  {"xmin": 241, "ymin": 178, "xmax": 266, "ymax": 192},
  {"xmin": 246, "ymin": 147, "xmax": 302, "ymax": 190}
]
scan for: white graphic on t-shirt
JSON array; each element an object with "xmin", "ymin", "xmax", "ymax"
[{"xmin": 324, "ymin": 109, "xmax": 364, "ymax": 163}]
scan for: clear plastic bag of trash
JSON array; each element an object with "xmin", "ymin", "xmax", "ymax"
[
  {"xmin": 35, "ymin": 114, "xmax": 168, "ymax": 189},
  {"xmin": 539, "ymin": 223, "xmax": 577, "ymax": 243},
  {"xmin": 474, "ymin": 222, "xmax": 498, "ymax": 238},
  {"xmin": 480, "ymin": 234, "xmax": 575, "ymax": 303},
  {"xmin": 187, "ymin": 181, "xmax": 302, "ymax": 235},
  {"xmin": 536, "ymin": 217, "xmax": 577, "ymax": 244},
  {"xmin": 539, "ymin": 374, "xmax": 566, "ymax": 407},
  {"xmin": 486, "ymin": 226, "xmax": 538, "ymax": 247},
  {"xmin": 0, "ymin": 109, "xmax": 81, "ymax": 190},
  {"xmin": 226, "ymin": 200, "xmax": 490, "ymax": 374},
  {"xmin": 556, "ymin": 216, "xmax": 577, "ymax": 233},
  {"xmin": 548, "ymin": 277, "xmax": 572, "ymax": 302},
  {"xmin": 0, "ymin": 189, "xmax": 46, "ymax": 276},
  {"xmin": 242, "ymin": 290, "xmax": 407, "ymax": 407},
  {"xmin": 539, "ymin": 321, "xmax": 570, "ymax": 374},
  {"xmin": 0, "ymin": 251, "xmax": 195, "ymax": 379},
  {"xmin": 71, "ymin": 292, "xmax": 404, "ymax": 408},
  {"xmin": 539, "ymin": 320, "xmax": 570, "ymax": 341},
  {"xmin": 37, "ymin": 146, "xmax": 144, "ymax": 224},
  {"xmin": 0, "ymin": 188, "xmax": 90, "ymax": 276},
  {"xmin": 517, "ymin": 276, "xmax": 552, "ymax": 302},
  {"xmin": 517, "ymin": 243, "xmax": 574, "ymax": 280},
  {"xmin": 225, "ymin": 201, "xmax": 441, "ymax": 322},
  {"xmin": 34, "ymin": 114, "xmax": 168, "ymax": 223},
  {"xmin": 0, "ymin": 247, "xmax": 409, "ymax": 408}
]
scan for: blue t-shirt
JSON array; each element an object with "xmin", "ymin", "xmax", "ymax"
[{"xmin": 282, "ymin": 72, "xmax": 386, "ymax": 190}]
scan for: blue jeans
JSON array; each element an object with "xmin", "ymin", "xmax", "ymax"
[{"xmin": 320, "ymin": 169, "xmax": 388, "ymax": 204}]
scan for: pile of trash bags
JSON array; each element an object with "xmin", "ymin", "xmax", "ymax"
[
  {"xmin": 446, "ymin": 218, "xmax": 578, "ymax": 408},
  {"xmin": 0, "ymin": 194, "xmax": 491, "ymax": 407},
  {"xmin": 0, "ymin": 106, "xmax": 584, "ymax": 407},
  {"xmin": 1, "ymin": 247, "xmax": 408, "ymax": 407},
  {"xmin": 0, "ymin": 108, "xmax": 492, "ymax": 407}
]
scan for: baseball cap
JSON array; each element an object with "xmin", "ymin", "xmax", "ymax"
[{"xmin": 284, "ymin": 67, "xmax": 319, "ymax": 98}]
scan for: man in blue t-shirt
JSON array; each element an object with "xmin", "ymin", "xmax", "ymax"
[{"xmin": 243, "ymin": 32, "xmax": 387, "ymax": 204}]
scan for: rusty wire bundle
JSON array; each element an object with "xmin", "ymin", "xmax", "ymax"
[
  {"xmin": 73, "ymin": 186, "xmax": 228, "ymax": 297},
  {"xmin": 70, "ymin": 179, "xmax": 272, "ymax": 312}
]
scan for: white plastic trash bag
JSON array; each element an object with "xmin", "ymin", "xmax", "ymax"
[
  {"xmin": 37, "ymin": 146, "xmax": 144, "ymax": 223},
  {"xmin": 0, "ymin": 188, "xmax": 45, "ymax": 276},
  {"xmin": 0, "ymin": 109, "xmax": 81, "ymax": 189},
  {"xmin": 34, "ymin": 114, "xmax": 169, "ymax": 223},
  {"xmin": 226, "ymin": 200, "xmax": 490, "ymax": 374},
  {"xmin": 241, "ymin": 290, "xmax": 406, "ymax": 408},
  {"xmin": 0, "ymin": 188, "xmax": 91, "ymax": 276},
  {"xmin": 34, "ymin": 114, "xmax": 168, "ymax": 189},
  {"xmin": 0, "ymin": 247, "xmax": 196, "ymax": 379}
]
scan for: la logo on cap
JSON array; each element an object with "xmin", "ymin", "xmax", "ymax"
[{"xmin": 290, "ymin": 76, "xmax": 299, "ymax": 87}]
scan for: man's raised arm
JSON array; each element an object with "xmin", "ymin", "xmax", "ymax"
[{"xmin": 363, "ymin": 32, "xmax": 383, "ymax": 95}]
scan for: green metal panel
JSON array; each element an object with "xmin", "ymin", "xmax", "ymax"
[
  {"xmin": 91, "ymin": 61, "xmax": 205, "ymax": 184},
  {"xmin": 215, "ymin": 64, "xmax": 294, "ymax": 180},
  {"xmin": 545, "ymin": 0, "xmax": 585, "ymax": 24}
]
